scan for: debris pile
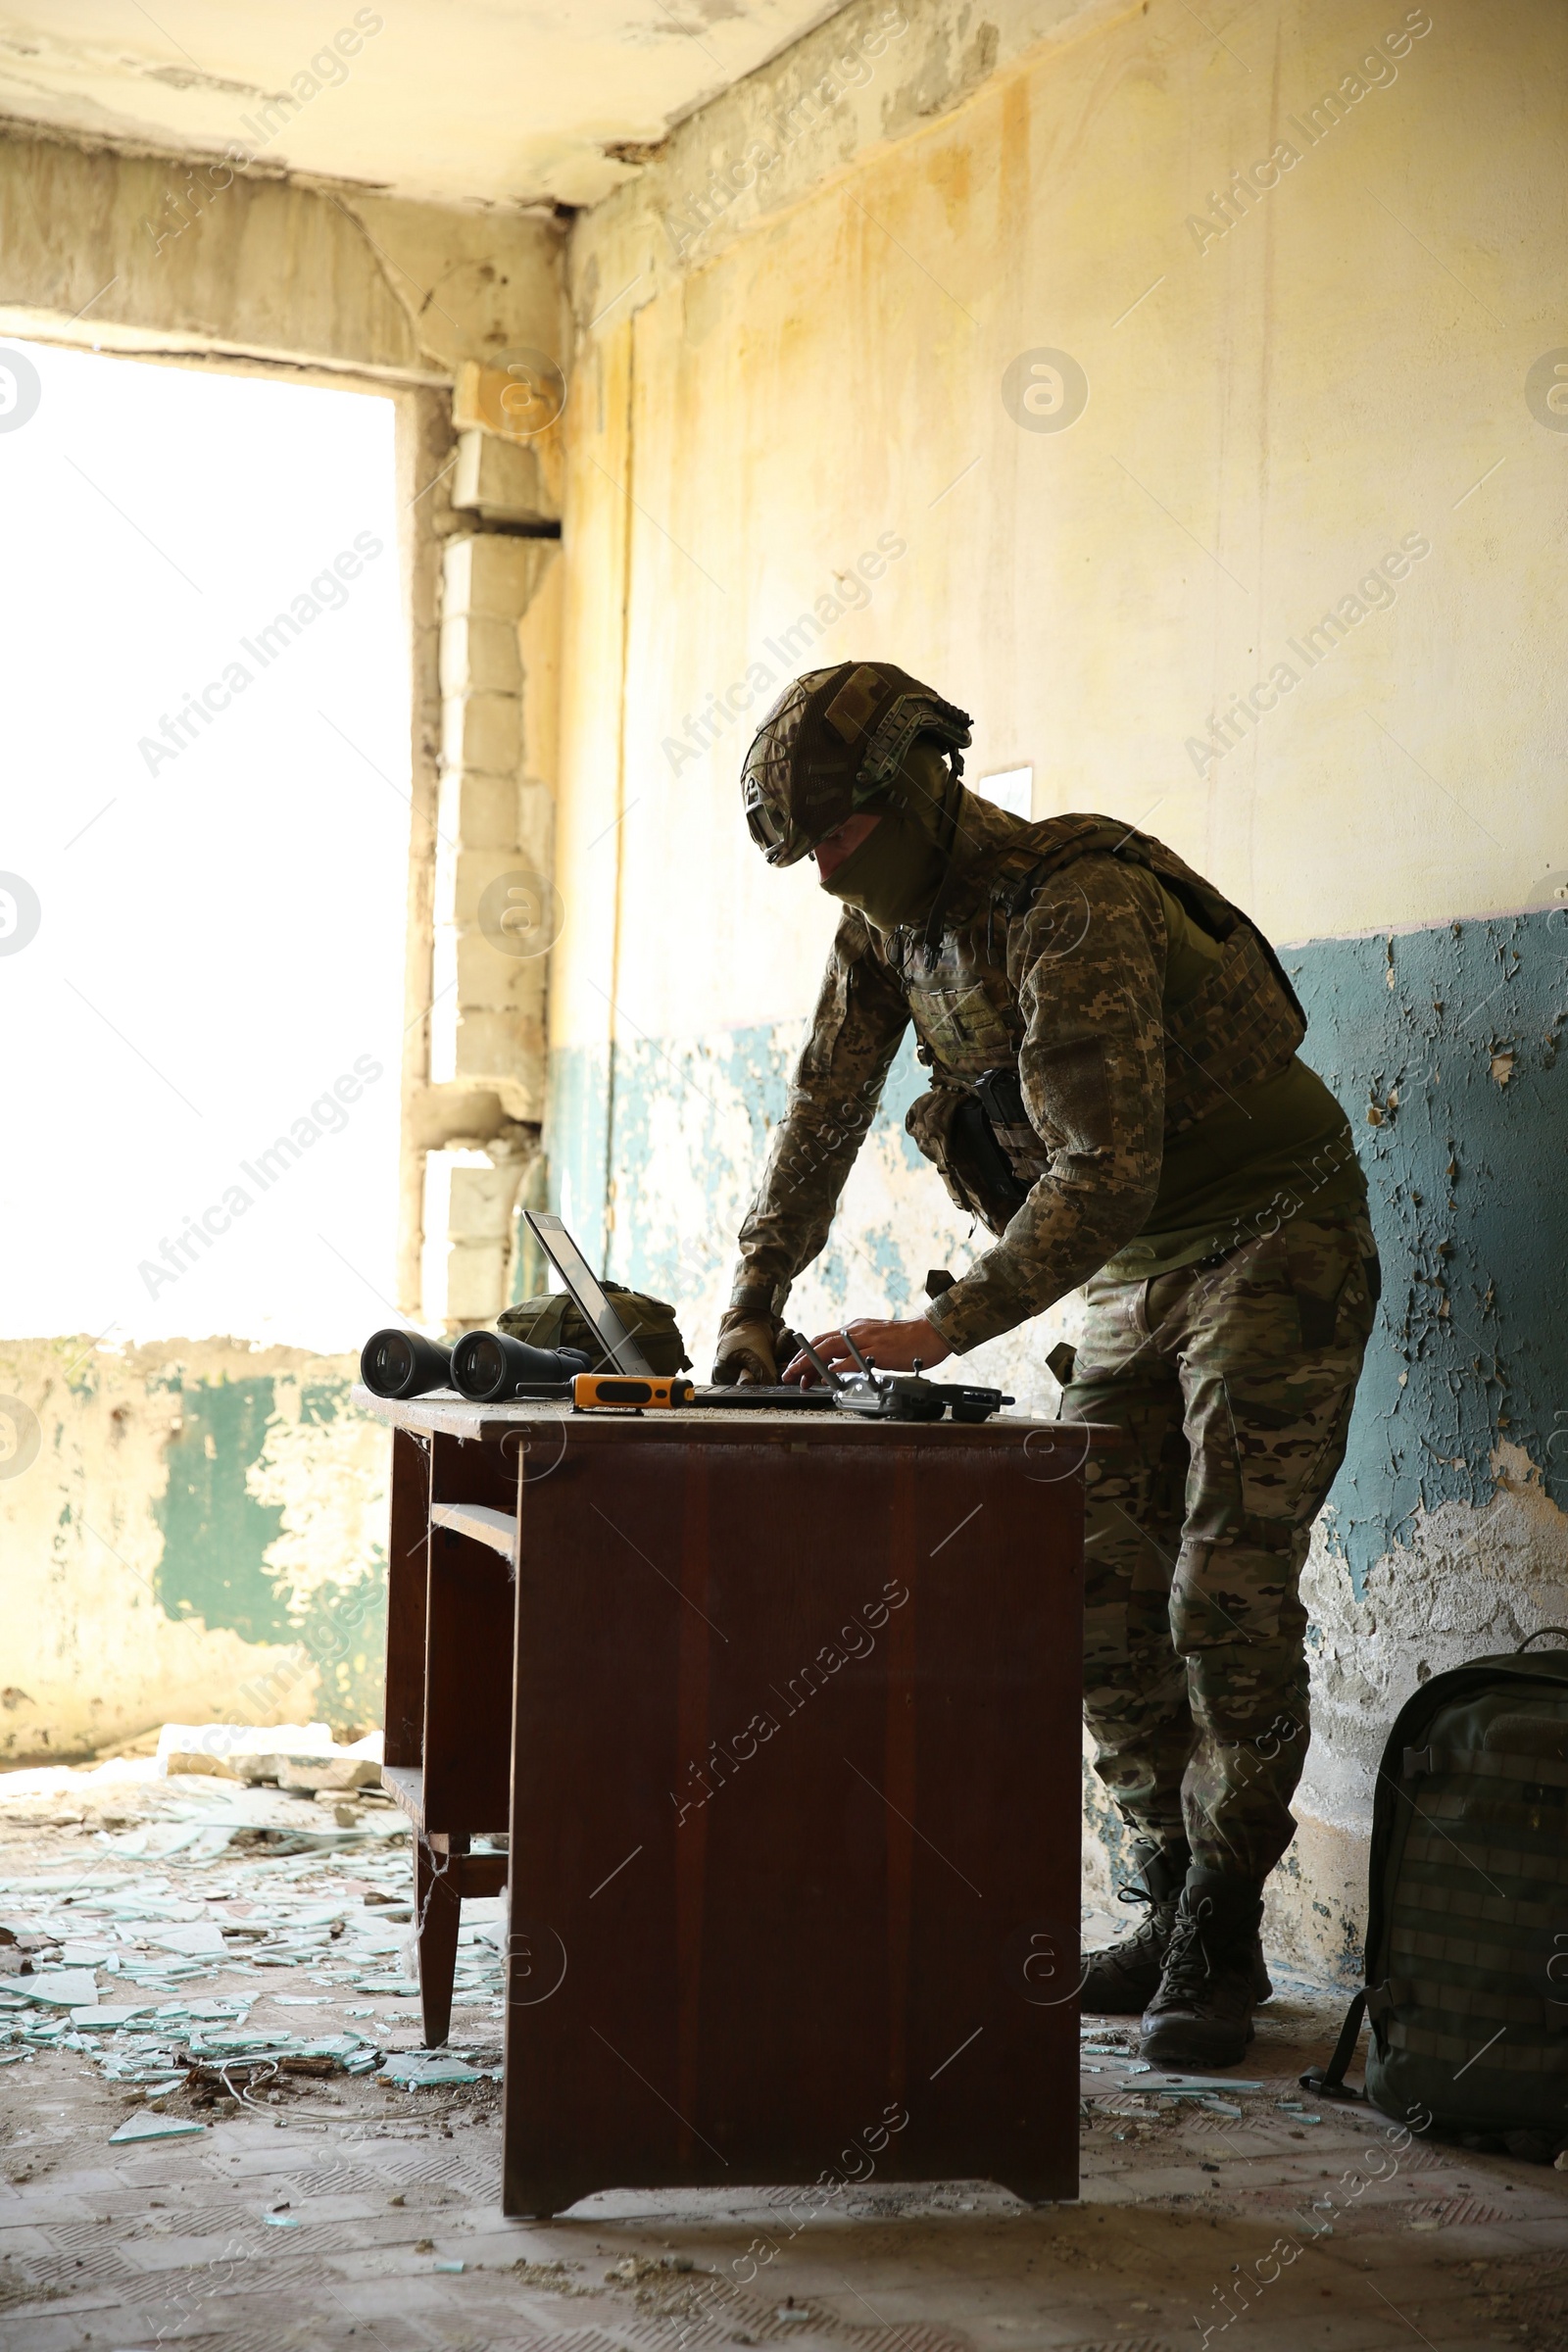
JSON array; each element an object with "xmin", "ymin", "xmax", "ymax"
[
  {"xmin": 157, "ymin": 1720, "xmax": 384, "ymax": 1794},
  {"xmin": 0, "ymin": 1723, "xmax": 509, "ymax": 2132}
]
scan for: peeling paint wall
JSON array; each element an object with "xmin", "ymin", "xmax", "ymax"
[
  {"xmin": 1292, "ymin": 916, "xmax": 1568, "ymax": 1591},
  {"xmin": 551, "ymin": 0, "xmax": 1568, "ymax": 1974},
  {"xmin": 1284, "ymin": 913, "xmax": 1568, "ymax": 1977},
  {"xmin": 0, "ymin": 1341, "xmax": 389, "ymax": 1763}
]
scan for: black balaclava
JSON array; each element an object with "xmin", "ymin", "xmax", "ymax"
[{"xmin": 818, "ymin": 739, "xmax": 965, "ymax": 934}]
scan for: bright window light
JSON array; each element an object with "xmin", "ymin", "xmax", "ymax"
[{"xmin": 0, "ymin": 340, "xmax": 409, "ymax": 1351}]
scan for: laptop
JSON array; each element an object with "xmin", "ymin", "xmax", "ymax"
[{"xmin": 521, "ymin": 1210, "xmax": 834, "ymax": 1408}]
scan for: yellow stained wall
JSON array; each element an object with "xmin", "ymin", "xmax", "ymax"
[{"xmin": 557, "ymin": 0, "xmax": 1565, "ymax": 1073}]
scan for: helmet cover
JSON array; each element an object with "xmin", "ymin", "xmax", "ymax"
[{"xmin": 740, "ymin": 662, "xmax": 972, "ymax": 866}]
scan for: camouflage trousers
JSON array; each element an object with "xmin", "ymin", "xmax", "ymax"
[{"xmin": 1062, "ymin": 1209, "xmax": 1379, "ymax": 1882}]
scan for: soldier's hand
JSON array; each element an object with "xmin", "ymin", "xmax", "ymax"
[
  {"xmin": 784, "ymin": 1315, "xmax": 952, "ymax": 1385},
  {"xmin": 711, "ymin": 1308, "xmax": 783, "ymax": 1387}
]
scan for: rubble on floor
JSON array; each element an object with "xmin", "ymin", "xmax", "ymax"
[
  {"xmin": 155, "ymin": 1721, "xmax": 385, "ymax": 1795},
  {"xmin": 0, "ymin": 1732, "xmax": 507, "ymax": 2132}
]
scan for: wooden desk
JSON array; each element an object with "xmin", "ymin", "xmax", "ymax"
[{"xmin": 357, "ymin": 1387, "xmax": 1110, "ymax": 2214}]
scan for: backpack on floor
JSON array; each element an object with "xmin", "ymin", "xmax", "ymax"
[{"xmin": 1305, "ymin": 1629, "xmax": 1568, "ymax": 2150}]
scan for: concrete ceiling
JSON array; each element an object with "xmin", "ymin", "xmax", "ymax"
[{"xmin": 0, "ymin": 0, "xmax": 853, "ymax": 210}]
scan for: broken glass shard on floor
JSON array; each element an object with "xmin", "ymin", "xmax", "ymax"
[
  {"xmin": 108, "ymin": 2110, "xmax": 208, "ymax": 2144},
  {"xmin": 378, "ymin": 2051, "xmax": 482, "ymax": 2086}
]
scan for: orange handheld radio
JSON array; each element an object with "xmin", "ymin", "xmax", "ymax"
[{"xmin": 570, "ymin": 1372, "xmax": 695, "ymax": 1410}]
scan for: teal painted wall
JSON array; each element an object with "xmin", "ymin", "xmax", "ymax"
[
  {"xmin": 158, "ymin": 1379, "xmax": 292, "ymax": 1648},
  {"xmin": 1289, "ymin": 906, "xmax": 1567, "ymax": 1589},
  {"xmin": 548, "ymin": 906, "xmax": 1568, "ymax": 1590},
  {"xmin": 548, "ymin": 1022, "xmax": 613, "ymax": 1287},
  {"xmin": 156, "ymin": 1372, "xmax": 389, "ymax": 1724},
  {"xmin": 549, "ymin": 1020, "xmax": 943, "ymax": 1307}
]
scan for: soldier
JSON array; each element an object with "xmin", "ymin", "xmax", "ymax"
[{"xmin": 713, "ymin": 661, "xmax": 1378, "ymax": 2069}]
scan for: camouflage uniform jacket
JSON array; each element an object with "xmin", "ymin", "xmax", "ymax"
[{"xmin": 729, "ymin": 796, "xmax": 1310, "ymax": 1354}]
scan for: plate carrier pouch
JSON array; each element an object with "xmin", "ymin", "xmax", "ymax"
[
  {"xmin": 498, "ymin": 1286, "xmax": 691, "ymax": 1376},
  {"xmin": 1303, "ymin": 1628, "xmax": 1568, "ymax": 2142},
  {"xmin": 897, "ymin": 810, "xmax": 1308, "ymax": 1237}
]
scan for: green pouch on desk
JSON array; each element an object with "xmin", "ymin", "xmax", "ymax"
[{"xmin": 498, "ymin": 1286, "xmax": 691, "ymax": 1375}]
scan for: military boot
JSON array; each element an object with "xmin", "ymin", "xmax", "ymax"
[
  {"xmin": 1140, "ymin": 1869, "xmax": 1271, "ymax": 2069},
  {"xmin": 1080, "ymin": 1841, "xmax": 1190, "ymax": 2015}
]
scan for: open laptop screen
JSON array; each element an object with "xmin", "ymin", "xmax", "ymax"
[{"xmin": 521, "ymin": 1210, "xmax": 655, "ymax": 1376}]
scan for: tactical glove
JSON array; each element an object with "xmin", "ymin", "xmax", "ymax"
[{"xmin": 711, "ymin": 1306, "xmax": 784, "ymax": 1387}]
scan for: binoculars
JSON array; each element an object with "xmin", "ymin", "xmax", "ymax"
[
  {"xmin": 450, "ymin": 1330, "xmax": 592, "ymax": 1400},
  {"xmin": 360, "ymin": 1326, "xmax": 591, "ymax": 1402},
  {"xmin": 359, "ymin": 1327, "xmax": 452, "ymax": 1398}
]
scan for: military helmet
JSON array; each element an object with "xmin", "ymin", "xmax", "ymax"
[{"xmin": 741, "ymin": 662, "xmax": 972, "ymax": 867}]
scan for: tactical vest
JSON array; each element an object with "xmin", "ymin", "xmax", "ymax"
[{"xmin": 890, "ymin": 812, "xmax": 1307, "ymax": 1235}]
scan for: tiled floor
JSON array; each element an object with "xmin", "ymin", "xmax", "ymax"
[{"xmin": 1, "ymin": 1774, "xmax": 1564, "ymax": 2351}]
